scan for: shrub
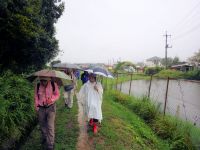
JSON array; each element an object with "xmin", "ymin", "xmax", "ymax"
[
  {"xmin": 0, "ymin": 71, "xmax": 36, "ymax": 149},
  {"xmin": 154, "ymin": 69, "xmax": 185, "ymax": 79},
  {"xmin": 185, "ymin": 70, "xmax": 200, "ymax": 80},
  {"xmin": 144, "ymin": 67, "xmax": 164, "ymax": 75},
  {"xmin": 112, "ymin": 91, "xmax": 159, "ymax": 123},
  {"xmin": 131, "ymin": 97, "xmax": 159, "ymax": 123}
]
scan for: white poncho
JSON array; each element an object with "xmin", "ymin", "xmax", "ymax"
[{"xmin": 78, "ymin": 81, "xmax": 103, "ymax": 122}]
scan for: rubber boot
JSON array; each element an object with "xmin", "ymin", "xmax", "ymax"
[
  {"xmin": 93, "ymin": 123, "xmax": 98, "ymax": 134},
  {"xmin": 89, "ymin": 119, "xmax": 93, "ymax": 126}
]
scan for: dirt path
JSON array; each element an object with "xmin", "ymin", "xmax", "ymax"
[{"xmin": 76, "ymin": 94, "xmax": 93, "ymax": 150}]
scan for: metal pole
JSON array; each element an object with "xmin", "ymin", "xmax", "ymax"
[
  {"xmin": 148, "ymin": 75, "xmax": 153, "ymax": 98},
  {"xmin": 163, "ymin": 31, "xmax": 172, "ymax": 69},
  {"xmin": 129, "ymin": 74, "xmax": 133, "ymax": 95},
  {"xmin": 164, "ymin": 77, "xmax": 170, "ymax": 115},
  {"xmin": 116, "ymin": 73, "xmax": 118, "ymax": 90},
  {"xmin": 120, "ymin": 82, "xmax": 122, "ymax": 92}
]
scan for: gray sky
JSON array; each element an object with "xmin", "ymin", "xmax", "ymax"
[{"xmin": 55, "ymin": 0, "xmax": 200, "ymax": 64}]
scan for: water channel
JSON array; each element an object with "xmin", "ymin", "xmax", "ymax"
[{"xmin": 118, "ymin": 79, "xmax": 200, "ymax": 126}]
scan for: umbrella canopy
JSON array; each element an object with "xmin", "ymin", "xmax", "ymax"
[
  {"xmin": 53, "ymin": 63, "xmax": 81, "ymax": 70},
  {"xmin": 27, "ymin": 69, "xmax": 71, "ymax": 86},
  {"xmin": 85, "ymin": 67, "xmax": 114, "ymax": 78}
]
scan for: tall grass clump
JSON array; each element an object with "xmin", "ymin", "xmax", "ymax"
[
  {"xmin": 154, "ymin": 69, "xmax": 185, "ymax": 79},
  {"xmin": 184, "ymin": 70, "xmax": 200, "ymax": 80},
  {"xmin": 0, "ymin": 71, "xmax": 36, "ymax": 149},
  {"xmin": 110, "ymin": 90, "xmax": 200, "ymax": 149},
  {"xmin": 144, "ymin": 66, "xmax": 164, "ymax": 75}
]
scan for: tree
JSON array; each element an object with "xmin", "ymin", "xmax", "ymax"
[
  {"xmin": 161, "ymin": 56, "xmax": 180, "ymax": 67},
  {"xmin": 0, "ymin": 0, "xmax": 64, "ymax": 73},
  {"xmin": 172, "ymin": 56, "xmax": 180, "ymax": 65},
  {"xmin": 114, "ymin": 61, "xmax": 136, "ymax": 73},
  {"xmin": 188, "ymin": 50, "xmax": 200, "ymax": 64},
  {"xmin": 50, "ymin": 60, "xmax": 61, "ymax": 67}
]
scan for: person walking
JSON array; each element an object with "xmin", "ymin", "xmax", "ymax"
[
  {"xmin": 78, "ymin": 73, "xmax": 103, "ymax": 134},
  {"xmin": 34, "ymin": 77, "xmax": 60, "ymax": 150},
  {"xmin": 64, "ymin": 69, "xmax": 76, "ymax": 108},
  {"xmin": 81, "ymin": 71, "xmax": 89, "ymax": 84}
]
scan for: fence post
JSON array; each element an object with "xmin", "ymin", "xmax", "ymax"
[
  {"xmin": 120, "ymin": 82, "xmax": 122, "ymax": 92},
  {"xmin": 148, "ymin": 75, "xmax": 153, "ymax": 98},
  {"xmin": 164, "ymin": 77, "xmax": 170, "ymax": 116},
  {"xmin": 116, "ymin": 73, "xmax": 118, "ymax": 90},
  {"xmin": 129, "ymin": 74, "xmax": 133, "ymax": 95}
]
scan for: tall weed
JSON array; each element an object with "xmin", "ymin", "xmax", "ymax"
[{"xmin": 110, "ymin": 90, "xmax": 199, "ymax": 149}]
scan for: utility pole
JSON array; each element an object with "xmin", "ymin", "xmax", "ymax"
[{"xmin": 163, "ymin": 31, "xmax": 172, "ymax": 69}]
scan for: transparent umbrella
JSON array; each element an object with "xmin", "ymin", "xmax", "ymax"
[{"xmin": 85, "ymin": 67, "xmax": 114, "ymax": 78}]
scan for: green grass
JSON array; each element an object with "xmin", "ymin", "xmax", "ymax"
[
  {"xmin": 110, "ymin": 90, "xmax": 200, "ymax": 150},
  {"xmin": 20, "ymin": 92, "xmax": 79, "ymax": 150},
  {"xmin": 88, "ymin": 91, "xmax": 170, "ymax": 150},
  {"xmin": 154, "ymin": 69, "xmax": 185, "ymax": 79}
]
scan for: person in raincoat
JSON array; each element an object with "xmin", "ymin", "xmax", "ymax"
[{"xmin": 78, "ymin": 73, "xmax": 103, "ymax": 133}]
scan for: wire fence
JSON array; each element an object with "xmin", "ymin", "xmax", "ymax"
[
  {"xmin": 100, "ymin": 73, "xmax": 200, "ymax": 148},
  {"xmin": 103, "ymin": 73, "xmax": 200, "ymax": 127}
]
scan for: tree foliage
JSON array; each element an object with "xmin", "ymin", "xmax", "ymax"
[
  {"xmin": 114, "ymin": 61, "xmax": 136, "ymax": 73},
  {"xmin": 188, "ymin": 49, "xmax": 200, "ymax": 64},
  {"xmin": 0, "ymin": 0, "xmax": 64, "ymax": 73},
  {"xmin": 160, "ymin": 56, "xmax": 180, "ymax": 67}
]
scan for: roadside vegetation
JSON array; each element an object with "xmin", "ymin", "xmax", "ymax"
[
  {"xmin": 0, "ymin": 71, "xmax": 36, "ymax": 149},
  {"xmin": 154, "ymin": 69, "xmax": 200, "ymax": 80},
  {"xmin": 111, "ymin": 90, "xmax": 200, "ymax": 150},
  {"xmin": 153, "ymin": 69, "xmax": 185, "ymax": 79}
]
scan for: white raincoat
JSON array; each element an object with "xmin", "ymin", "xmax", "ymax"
[{"xmin": 78, "ymin": 81, "xmax": 103, "ymax": 122}]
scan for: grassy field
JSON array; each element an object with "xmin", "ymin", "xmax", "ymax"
[{"xmin": 20, "ymin": 92, "xmax": 79, "ymax": 150}]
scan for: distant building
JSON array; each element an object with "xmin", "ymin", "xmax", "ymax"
[
  {"xmin": 135, "ymin": 62, "xmax": 145, "ymax": 73},
  {"xmin": 145, "ymin": 56, "xmax": 162, "ymax": 67},
  {"xmin": 171, "ymin": 62, "xmax": 193, "ymax": 72},
  {"xmin": 123, "ymin": 66, "xmax": 136, "ymax": 72}
]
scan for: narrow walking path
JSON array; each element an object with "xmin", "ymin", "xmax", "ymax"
[{"xmin": 76, "ymin": 93, "xmax": 93, "ymax": 150}]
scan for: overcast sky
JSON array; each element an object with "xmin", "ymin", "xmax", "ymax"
[{"xmin": 55, "ymin": 0, "xmax": 200, "ymax": 64}]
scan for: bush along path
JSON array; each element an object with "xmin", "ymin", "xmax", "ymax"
[{"xmin": 20, "ymin": 92, "xmax": 79, "ymax": 150}]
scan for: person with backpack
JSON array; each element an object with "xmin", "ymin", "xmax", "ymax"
[{"xmin": 34, "ymin": 77, "xmax": 60, "ymax": 150}]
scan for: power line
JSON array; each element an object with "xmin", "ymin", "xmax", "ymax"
[
  {"xmin": 170, "ymin": 0, "xmax": 200, "ymax": 34},
  {"xmin": 173, "ymin": 22, "xmax": 200, "ymax": 40}
]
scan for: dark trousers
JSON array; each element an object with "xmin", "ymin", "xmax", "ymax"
[{"xmin": 38, "ymin": 104, "xmax": 56, "ymax": 150}]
